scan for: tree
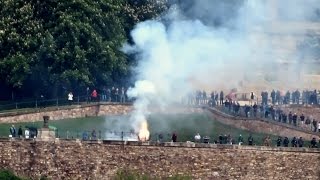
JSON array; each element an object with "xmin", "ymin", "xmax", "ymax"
[{"xmin": 0, "ymin": 0, "xmax": 168, "ymax": 100}]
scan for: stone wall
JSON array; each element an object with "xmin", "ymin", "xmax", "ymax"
[
  {"xmin": 206, "ymin": 107, "xmax": 320, "ymax": 140},
  {"xmin": 0, "ymin": 103, "xmax": 133, "ymax": 123},
  {"xmin": 0, "ymin": 139, "xmax": 319, "ymax": 179},
  {"xmin": 0, "ymin": 104, "xmax": 204, "ymax": 124}
]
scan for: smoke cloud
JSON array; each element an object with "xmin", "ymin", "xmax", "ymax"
[{"xmin": 124, "ymin": 0, "xmax": 320, "ymax": 133}]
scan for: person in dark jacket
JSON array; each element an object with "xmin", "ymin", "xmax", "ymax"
[
  {"xmin": 219, "ymin": 91, "xmax": 224, "ymax": 105},
  {"xmin": 172, "ymin": 133, "xmax": 177, "ymax": 142},
  {"xmin": 218, "ymin": 134, "xmax": 223, "ymax": 144},
  {"xmin": 312, "ymin": 119, "xmax": 318, "ymax": 132},
  {"xmin": 17, "ymin": 126, "xmax": 23, "ymax": 138},
  {"xmin": 298, "ymin": 137, "xmax": 304, "ymax": 147},
  {"xmin": 291, "ymin": 137, "xmax": 297, "ymax": 147},
  {"xmin": 292, "ymin": 113, "xmax": 298, "ymax": 126},
  {"xmin": 271, "ymin": 90, "xmax": 276, "ymax": 105},
  {"xmin": 276, "ymin": 137, "xmax": 282, "ymax": 147},
  {"xmin": 288, "ymin": 112, "xmax": 293, "ymax": 124},
  {"xmin": 283, "ymin": 137, "xmax": 289, "ymax": 147},
  {"xmin": 10, "ymin": 125, "xmax": 16, "ymax": 137},
  {"xmin": 248, "ymin": 134, "xmax": 254, "ymax": 146},
  {"xmin": 300, "ymin": 114, "xmax": 305, "ymax": 125},
  {"xmin": 311, "ymin": 138, "xmax": 317, "ymax": 148},
  {"xmin": 238, "ymin": 134, "xmax": 244, "ymax": 145}
]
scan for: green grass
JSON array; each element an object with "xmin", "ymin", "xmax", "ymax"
[{"xmin": 0, "ymin": 112, "xmax": 283, "ymax": 145}]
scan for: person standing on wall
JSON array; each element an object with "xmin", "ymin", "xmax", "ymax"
[
  {"xmin": 17, "ymin": 126, "xmax": 23, "ymax": 138},
  {"xmin": 10, "ymin": 125, "xmax": 16, "ymax": 138},
  {"xmin": 276, "ymin": 137, "xmax": 282, "ymax": 147},
  {"xmin": 171, "ymin": 132, "xmax": 177, "ymax": 142},
  {"xmin": 68, "ymin": 92, "xmax": 73, "ymax": 105},
  {"xmin": 194, "ymin": 133, "xmax": 201, "ymax": 143},
  {"xmin": 238, "ymin": 134, "xmax": 243, "ymax": 145},
  {"xmin": 271, "ymin": 90, "xmax": 276, "ymax": 105},
  {"xmin": 24, "ymin": 128, "xmax": 30, "ymax": 139},
  {"xmin": 250, "ymin": 92, "xmax": 255, "ymax": 106},
  {"xmin": 115, "ymin": 88, "xmax": 119, "ymax": 102},
  {"xmin": 86, "ymin": 87, "xmax": 90, "ymax": 103},
  {"xmin": 298, "ymin": 137, "xmax": 304, "ymax": 147},
  {"xmin": 102, "ymin": 87, "xmax": 107, "ymax": 101},
  {"xmin": 219, "ymin": 91, "xmax": 224, "ymax": 105},
  {"xmin": 312, "ymin": 119, "xmax": 318, "ymax": 132},
  {"xmin": 91, "ymin": 89, "xmax": 98, "ymax": 102},
  {"xmin": 248, "ymin": 134, "xmax": 254, "ymax": 146},
  {"xmin": 120, "ymin": 87, "xmax": 126, "ymax": 103}
]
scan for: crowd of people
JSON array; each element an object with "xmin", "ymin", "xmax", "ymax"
[
  {"xmin": 260, "ymin": 89, "xmax": 318, "ymax": 105},
  {"xmin": 187, "ymin": 89, "xmax": 320, "ymax": 106},
  {"xmin": 186, "ymin": 89, "xmax": 320, "ymax": 133},
  {"xmin": 193, "ymin": 133, "xmax": 320, "ymax": 148},
  {"xmin": 67, "ymin": 86, "xmax": 129, "ymax": 104},
  {"xmin": 218, "ymin": 102, "xmax": 320, "ymax": 132},
  {"xmin": 8, "ymin": 125, "xmax": 320, "ymax": 148},
  {"xmin": 9, "ymin": 125, "xmax": 37, "ymax": 139},
  {"xmin": 156, "ymin": 132, "xmax": 320, "ymax": 148}
]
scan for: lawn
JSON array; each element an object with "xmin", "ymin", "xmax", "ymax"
[{"xmin": 0, "ymin": 112, "xmax": 287, "ymax": 145}]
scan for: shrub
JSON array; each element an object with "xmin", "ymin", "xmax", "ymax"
[
  {"xmin": 113, "ymin": 169, "xmax": 191, "ymax": 180},
  {"xmin": 0, "ymin": 169, "xmax": 24, "ymax": 180}
]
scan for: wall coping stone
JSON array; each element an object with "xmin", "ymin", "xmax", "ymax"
[
  {"xmin": 1, "ymin": 138, "xmax": 319, "ymax": 153},
  {"xmin": 0, "ymin": 102, "xmax": 133, "ymax": 117}
]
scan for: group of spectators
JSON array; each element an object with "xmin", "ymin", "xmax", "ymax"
[
  {"xmin": 9, "ymin": 125, "xmax": 37, "ymax": 139},
  {"xmin": 191, "ymin": 133, "xmax": 319, "ymax": 148},
  {"xmin": 261, "ymin": 89, "xmax": 318, "ymax": 105},
  {"xmin": 9, "ymin": 125, "xmax": 319, "ymax": 148},
  {"xmin": 67, "ymin": 86, "xmax": 129, "ymax": 104},
  {"xmin": 187, "ymin": 89, "xmax": 319, "ymax": 107},
  {"xmin": 220, "ymin": 102, "xmax": 320, "ymax": 133},
  {"xmin": 186, "ymin": 89, "xmax": 320, "ymax": 133},
  {"xmin": 187, "ymin": 90, "xmax": 225, "ymax": 106}
]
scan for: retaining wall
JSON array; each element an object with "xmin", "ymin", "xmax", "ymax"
[{"xmin": 0, "ymin": 139, "xmax": 319, "ymax": 179}]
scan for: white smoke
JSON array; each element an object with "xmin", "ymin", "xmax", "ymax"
[{"xmin": 124, "ymin": 0, "xmax": 320, "ymax": 133}]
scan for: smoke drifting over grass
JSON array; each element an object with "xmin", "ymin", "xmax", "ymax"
[{"xmin": 124, "ymin": 0, "xmax": 320, "ymax": 133}]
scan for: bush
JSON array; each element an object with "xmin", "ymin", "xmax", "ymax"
[
  {"xmin": 0, "ymin": 169, "xmax": 24, "ymax": 180},
  {"xmin": 113, "ymin": 169, "xmax": 191, "ymax": 180},
  {"xmin": 113, "ymin": 169, "xmax": 149, "ymax": 180}
]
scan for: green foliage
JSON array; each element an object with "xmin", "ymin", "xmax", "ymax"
[
  {"xmin": 39, "ymin": 175, "xmax": 50, "ymax": 180},
  {"xmin": 113, "ymin": 169, "xmax": 150, "ymax": 180},
  {"xmin": 0, "ymin": 169, "xmax": 26, "ymax": 180},
  {"xmin": 113, "ymin": 169, "xmax": 191, "ymax": 180},
  {"xmin": 0, "ymin": 0, "xmax": 168, "ymax": 99},
  {"xmin": 167, "ymin": 175, "xmax": 192, "ymax": 180}
]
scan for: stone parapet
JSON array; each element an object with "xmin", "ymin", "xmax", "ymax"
[
  {"xmin": 0, "ymin": 139, "xmax": 319, "ymax": 179},
  {"xmin": 0, "ymin": 103, "xmax": 133, "ymax": 123}
]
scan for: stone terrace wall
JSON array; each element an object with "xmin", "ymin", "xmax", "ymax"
[
  {"xmin": 0, "ymin": 103, "xmax": 133, "ymax": 123},
  {"xmin": 206, "ymin": 107, "xmax": 320, "ymax": 140},
  {"xmin": 0, "ymin": 139, "xmax": 319, "ymax": 180},
  {"xmin": 0, "ymin": 104, "xmax": 204, "ymax": 124}
]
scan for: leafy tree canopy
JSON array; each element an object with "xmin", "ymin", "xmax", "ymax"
[{"xmin": 0, "ymin": 0, "xmax": 168, "ymax": 99}]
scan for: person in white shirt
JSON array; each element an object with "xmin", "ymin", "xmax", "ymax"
[
  {"xmin": 68, "ymin": 92, "xmax": 73, "ymax": 105},
  {"xmin": 25, "ymin": 129, "xmax": 30, "ymax": 139},
  {"xmin": 194, "ymin": 133, "xmax": 201, "ymax": 142}
]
